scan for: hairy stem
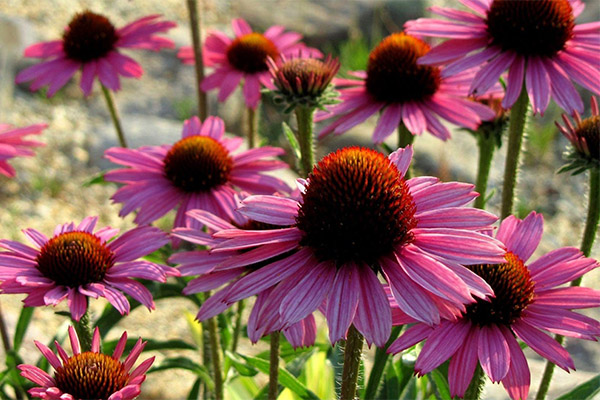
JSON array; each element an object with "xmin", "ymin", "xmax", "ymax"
[
  {"xmin": 295, "ymin": 105, "xmax": 316, "ymax": 177},
  {"xmin": 101, "ymin": 85, "xmax": 127, "ymax": 148},
  {"xmin": 247, "ymin": 107, "xmax": 257, "ymax": 148},
  {"xmin": 268, "ymin": 331, "xmax": 280, "ymax": 400},
  {"xmin": 464, "ymin": 364, "xmax": 486, "ymax": 400},
  {"xmin": 500, "ymin": 84, "xmax": 529, "ymax": 219},
  {"xmin": 185, "ymin": 0, "xmax": 207, "ymax": 120},
  {"xmin": 73, "ymin": 309, "xmax": 92, "ymax": 352},
  {"xmin": 364, "ymin": 326, "xmax": 402, "ymax": 399},
  {"xmin": 207, "ymin": 315, "xmax": 223, "ymax": 400},
  {"xmin": 474, "ymin": 133, "xmax": 496, "ymax": 209},
  {"xmin": 340, "ymin": 325, "xmax": 364, "ymax": 400},
  {"xmin": 231, "ymin": 299, "xmax": 245, "ymax": 353}
]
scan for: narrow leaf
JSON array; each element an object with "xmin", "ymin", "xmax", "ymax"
[
  {"xmin": 556, "ymin": 374, "xmax": 600, "ymax": 400},
  {"xmin": 13, "ymin": 307, "xmax": 34, "ymax": 351}
]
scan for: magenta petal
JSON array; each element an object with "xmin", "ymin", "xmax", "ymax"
[
  {"xmin": 239, "ymin": 195, "xmax": 299, "ymax": 226},
  {"xmin": 497, "ymin": 212, "xmax": 543, "ymax": 262},
  {"xmin": 388, "ymin": 145, "xmax": 414, "ymax": 179},
  {"xmin": 512, "ymin": 320, "xmax": 575, "ymax": 371},
  {"xmin": 415, "ymin": 320, "xmax": 470, "ymax": 374},
  {"xmin": 34, "ymin": 341, "xmax": 62, "ymax": 370},
  {"xmin": 503, "ymin": 56, "xmax": 526, "ymax": 108},
  {"xmin": 448, "ymin": 325, "xmax": 478, "ymax": 398},
  {"xmin": 372, "ymin": 104, "xmax": 402, "ymax": 143},
  {"xmin": 326, "ymin": 263, "xmax": 360, "ymax": 344},
  {"xmin": 500, "ymin": 325, "xmax": 530, "ymax": 400},
  {"xmin": 105, "ymin": 278, "xmax": 155, "ymax": 310},
  {"xmin": 525, "ymin": 57, "xmax": 551, "ymax": 114},
  {"xmin": 67, "ymin": 288, "xmax": 87, "ymax": 322},
  {"xmin": 388, "ymin": 323, "xmax": 433, "ymax": 354},
  {"xmin": 353, "ymin": 266, "xmax": 392, "ymax": 347},
  {"xmin": 18, "ymin": 365, "xmax": 55, "ymax": 387},
  {"xmin": 113, "ymin": 332, "xmax": 128, "ymax": 360},
  {"xmin": 477, "ymin": 325, "xmax": 510, "ymax": 382},
  {"xmin": 534, "ymin": 286, "xmax": 600, "ymax": 309}
]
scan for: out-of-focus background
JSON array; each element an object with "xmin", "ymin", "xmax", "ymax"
[{"xmin": 0, "ymin": 0, "xmax": 598, "ymax": 398}]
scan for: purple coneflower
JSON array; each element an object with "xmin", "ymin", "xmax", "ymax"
[
  {"xmin": 19, "ymin": 326, "xmax": 153, "ymax": 400},
  {"xmin": 316, "ymin": 32, "xmax": 495, "ymax": 143},
  {"xmin": 0, "ymin": 216, "xmax": 177, "ymax": 320},
  {"xmin": 405, "ymin": 0, "xmax": 599, "ymax": 114},
  {"xmin": 104, "ymin": 116, "xmax": 290, "ymax": 232},
  {"xmin": 0, "ymin": 123, "xmax": 46, "ymax": 177},
  {"xmin": 16, "ymin": 11, "xmax": 175, "ymax": 96},
  {"xmin": 201, "ymin": 146, "xmax": 505, "ymax": 347},
  {"xmin": 178, "ymin": 18, "xmax": 320, "ymax": 109},
  {"xmin": 388, "ymin": 212, "xmax": 600, "ymax": 400}
]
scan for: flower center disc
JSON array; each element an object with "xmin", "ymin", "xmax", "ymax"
[
  {"xmin": 226, "ymin": 32, "xmax": 279, "ymax": 73},
  {"xmin": 486, "ymin": 0, "xmax": 574, "ymax": 57},
  {"xmin": 36, "ymin": 231, "xmax": 115, "ymax": 288},
  {"xmin": 163, "ymin": 136, "xmax": 233, "ymax": 193},
  {"xmin": 54, "ymin": 352, "xmax": 129, "ymax": 400},
  {"xmin": 577, "ymin": 115, "xmax": 600, "ymax": 161},
  {"xmin": 365, "ymin": 33, "xmax": 441, "ymax": 104},
  {"xmin": 296, "ymin": 147, "xmax": 417, "ymax": 265},
  {"xmin": 465, "ymin": 252, "xmax": 535, "ymax": 326},
  {"xmin": 62, "ymin": 11, "xmax": 118, "ymax": 62}
]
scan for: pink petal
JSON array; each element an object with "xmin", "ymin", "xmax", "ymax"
[
  {"xmin": 503, "ymin": 55, "xmax": 526, "ymax": 109},
  {"xmin": 238, "ymin": 195, "xmax": 299, "ymax": 225},
  {"xmin": 496, "ymin": 212, "xmax": 543, "ymax": 262},
  {"xmin": 232, "ymin": 18, "xmax": 253, "ymax": 37},
  {"xmin": 415, "ymin": 320, "xmax": 471, "ymax": 374},
  {"xmin": 243, "ymin": 75, "xmax": 262, "ymax": 109},
  {"xmin": 34, "ymin": 341, "xmax": 62, "ymax": 370},
  {"xmin": 372, "ymin": 104, "xmax": 402, "ymax": 143},
  {"xmin": 448, "ymin": 325, "xmax": 478, "ymax": 398},
  {"xmin": 387, "ymin": 323, "xmax": 433, "ymax": 354},
  {"xmin": 217, "ymin": 70, "xmax": 243, "ymax": 102},
  {"xmin": 500, "ymin": 326, "xmax": 530, "ymax": 400},
  {"xmin": 326, "ymin": 263, "xmax": 360, "ymax": 344},
  {"xmin": 353, "ymin": 266, "xmax": 392, "ymax": 347},
  {"xmin": 512, "ymin": 320, "xmax": 575, "ymax": 371},
  {"xmin": 388, "ymin": 145, "xmax": 413, "ymax": 179},
  {"xmin": 534, "ymin": 287, "xmax": 600, "ymax": 309},
  {"xmin": 525, "ymin": 57, "xmax": 551, "ymax": 114},
  {"xmin": 477, "ymin": 325, "xmax": 510, "ymax": 382}
]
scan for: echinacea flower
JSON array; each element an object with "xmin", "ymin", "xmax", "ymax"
[
  {"xmin": 203, "ymin": 146, "xmax": 505, "ymax": 347},
  {"xmin": 557, "ymin": 96, "xmax": 599, "ymax": 174},
  {"xmin": 104, "ymin": 116, "xmax": 290, "ymax": 232},
  {"xmin": 20, "ymin": 326, "xmax": 153, "ymax": 400},
  {"xmin": 169, "ymin": 206, "xmax": 316, "ymax": 348},
  {"xmin": 316, "ymin": 32, "xmax": 495, "ymax": 143},
  {"xmin": 0, "ymin": 216, "xmax": 177, "ymax": 320},
  {"xmin": 0, "ymin": 123, "xmax": 46, "ymax": 177},
  {"xmin": 16, "ymin": 11, "xmax": 176, "ymax": 96},
  {"xmin": 178, "ymin": 18, "xmax": 320, "ymax": 109},
  {"xmin": 405, "ymin": 0, "xmax": 599, "ymax": 115},
  {"xmin": 388, "ymin": 212, "xmax": 600, "ymax": 400},
  {"xmin": 268, "ymin": 53, "xmax": 340, "ymax": 112}
]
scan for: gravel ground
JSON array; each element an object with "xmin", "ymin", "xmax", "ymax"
[{"xmin": 0, "ymin": 1, "xmax": 598, "ymax": 399}]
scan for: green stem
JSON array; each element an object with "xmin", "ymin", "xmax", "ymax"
[
  {"xmin": 474, "ymin": 134, "xmax": 497, "ymax": 209},
  {"xmin": 463, "ymin": 364, "xmax": 486, "ymax": 400},
  {"xmin": 398, "ymin": 123, "xmax": 415, "ymax": 179},
  {"xmin": 101, "ymin": 85, "xmax": 127, "ymax": 148},
  {"xmin": 340, "ymin": 325, "xmax": 364, "ymax": 400},
  {"xmin": 0, "ymin": 301, "xmax": 10, "ymax": 355},
  {"xmin": 231, "ymin": 299, "xmax": 245, "ymax": 353},
  {"xmin": 268, "ymin": 331, "xmax": 280, "ymax": 400},
  {"xmin": 364, "ymin": 325, "xmax": 402, "ymax": 399},
  {"xmin": 186, "ymin": 0, "xmax": 207, "ymax": 120},
  {"xmin": 73, "ymin": 309, "xmax": 92, "ymax": 352},
  {"xmin": 500, "ymin": 83, "xmax": 529, "ymax": 219},
  {"xmin": 535, "ymin": 168, "xmax": 599, "ymax": 400},
  {"xmin": 247, "ymin": 107, "xmax": 257, "ymax": 149},
  {"xmin": 295, "ymin": 105, "xmax": 316, "ymax": 177},
  {"xmin": 207, "ymin": 315, "xmax": 223, "ymax": 400}
]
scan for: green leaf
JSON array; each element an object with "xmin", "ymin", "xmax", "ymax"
[
  {"xmin": 282, "ymin": 122, "xmax": 301, "ymax": 160},
  {"xmin": 428, "ymin": 369, "xmax": 451, "ymax": 400},
  {"xmin": 102, "ymin": 338, "xmax": 196, "ymax": 355},
  {"xmin": 187, "ymin": 377, "xmax": 202, "ymax": 400},
  {"xmin": 556, "ymin": 374, "xmax": 600, "ymax": 400},
  {"xmin": 148, "ymin": 357, "xmax": 214, "ymax": 390},
  {"xmin": 13, "ymin": 307, "xmax": 34, "ymax": 351},
  {"xmin": 225, "ymin": 351, "xmax": 259, "ymax": 377},
  {"xmin": 82, "ymin": 171, "xmax": 108, "ymax": 187},
  {"xmin": 238, "ymin": 353, "xmax": 320, "ymax": 400},
  {"xmin": 378, "ymin": 359, "xmax": 400, "ymax": 400}
]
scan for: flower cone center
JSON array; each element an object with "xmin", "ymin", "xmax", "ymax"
[
  {"xmin": 487, "ymin": 0, "xmax": 574, "ymax": 57},
  {"xmin": 36, "ymin": 231, "xmax": 115, "ymax": 288},
  {"xmin": 465, "ymin": 252, "xmax": 535, "ymax": 326},
  {"xmin": 365, "ymin": 33, "xmax": 441, "ymax": 104},
  {"xmin": 296, "ymin": 147, "xmax": 417, "ymax": 265},
  {"xmin": 227, "ymin": 32, "xmax": 279, "ymax": 73},
  {"xmin": 63, "ymin": 11, "xmax": 118, "ymax": 62},
  {"xmin": 576, "ymin": 115, "xmax": 600, "ymax": 161},
  {"xmin": 54, "ymin": 352, "xmax": 129, "ymax": 400},
  {"xmin": 164, "ymin": 136, "xmax": 233, "ymax": 193}
]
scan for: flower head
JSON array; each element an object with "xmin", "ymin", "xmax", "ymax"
[
  {"xmin": 204, "ymin": 146, "xmax": 505, "ymax": 347},
  {"xmin": 316, "ymin": 32, "xmax": 495, "ymax": 143},
  {"xmin": 16, "ymin": 11, "xmax": 176, "ymax": 96},
  {"xmin": 19, "ymin": 326, "xmax": 154, "ymax": 400},
  {"xmin": 388, "ymin": 212, "xmax": 600, "ymax": 400},
  {"xmin": 558, "ymin": 96, "xmax": 600, "ymax": 174},
  {"xmin": 0, "ymin": 216, "xmax": 177, "ymax": 320},
  {"xmin": 0, "ymin": 123, "xmax": 46, "ymax": 177},
  {"xmin": 268, "ymin": 53, "xmax": 340, "ymax": 112},
  {"xmin": 169, "ymin": 205, "xmax": 316, "ymax": 349},
  {"xmin": 104, "ymin": 116, "xmax": 290, "ymax": 233},
  {"xmin": 178, "ymin": 18, "xmax": 321, "ymax": 109},
  {"xmin": 405, "ymin": 0, "xmax": 599, "ymax": 115}
]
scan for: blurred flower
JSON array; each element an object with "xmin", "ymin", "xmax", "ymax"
[
  {"xmin": 0, "ymin": 123, "xmax": 46, "ymax": 177},
  {"xmin": 405, "ymin": 0, "xmax": 599, "ymax": 115},
  {"xmin": 19, "ymin": 326, "xmax": 153, "ymax": 400},
  {"xmin": 389, "ymin": 212, "xmax": 600, "ymax": 400},
  {"xmin": 16, "ymin": 11, "xmax": 176, "ymax": 96},
  {"xmin": 0, "ymin": 216, "xmax": 177, "ymax": 320},
  {"xmin": 558, "ymin": 96, "xmax": 600, "ymax": 174},
  {"xmin": 178, "ymin": 18, "xmax": 321, "ymax": 109},
  {"xmin": 207, "ymin": 146, "xmax": 505, "ymax": 347},
  {"xmin": 268, "ymin": 53, "xmax": 340, "ymax": 112},
  {"xmin": 105, "ymin": 116, "xmax": 290, "ymax": 233},
  {"xmin": 316, "ymin": 33, "xmax": 495, "ymax": 143},
  {"xmin": 170, "ymin": 205, "xmax": 316, "ymax": 348}
]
